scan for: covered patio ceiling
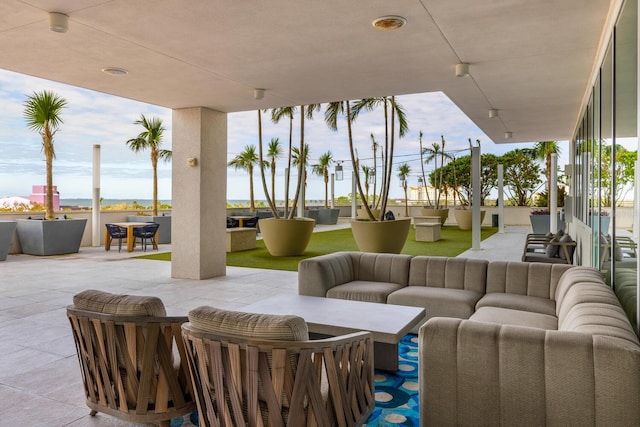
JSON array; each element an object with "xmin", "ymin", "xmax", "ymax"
[{"xmin": 0, "ymin": 1, "xmax": 614, "ymax": 144}]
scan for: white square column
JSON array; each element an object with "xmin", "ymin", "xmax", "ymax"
[{"xmin": 171, "ymin": 107, "xmax": 227, "ymax": 279}]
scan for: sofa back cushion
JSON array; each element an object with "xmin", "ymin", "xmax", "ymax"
[
  {"xmin": 485, "ymin": 262, "xmax": 573, "ymax": 299},
  {"xmin": 408, "ymin": 256, "xmax": 488, "ymax": 293},
  {"xmin": 73, "ymin": 289, "xmax": 167, "ymax": 317},
  {"xmin": 350, "ymin": 252, "xmax": 412, "ymax": 286},
  {"xmin": 555, "ymin": 268, "xmax": 639, "ymax": 345}
]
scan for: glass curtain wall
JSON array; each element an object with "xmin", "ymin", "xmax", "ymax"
[{"xmin": 573, "ymin": 0, "xmax": 638, "ymax": 332}]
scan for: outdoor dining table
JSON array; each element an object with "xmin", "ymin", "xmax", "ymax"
[
  {"xmin": 104, "ymin": 222, "xmax": 158, "ymax": 252},
  {"xmin": 229, "ymin": 215, "xmax": 254, "ymax": 227}
]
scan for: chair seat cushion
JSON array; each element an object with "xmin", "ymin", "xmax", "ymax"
[
  {"xmin": 387, "ymin": 287, "xmax": 482, "ymax": 320},
  {"xmin": 476, "ymin": 293, "xmax": 556, "ymax": 316},
  {"xmin": 73, "ymin": 289, "xmax": 166, "ymax": 316},
  {"xmin": 326, "ymin": 280, "xmax": 405, "ymax": 303},
  {"xmin": 522, "ymin": 252, "xmax": 570, "ymax": 264},
  {"xmin": 470, "ymin": 306, "xmax": 558, "ymax": 330},
  {"xmin": 188, "ymin": 306, "xmax": 309, "ymax": 341}
]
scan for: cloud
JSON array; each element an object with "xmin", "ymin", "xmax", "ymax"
[{"xmin": 0, "ymin": 69, "xmax": 562, "ymax": 201}]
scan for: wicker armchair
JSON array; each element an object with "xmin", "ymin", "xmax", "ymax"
[
  {"xmin": 181, "ymin": 306, "xmax": 375, "ymax": 427},
  {"xmin": 66, "ymin": 290, "xmax": 195, "ymax": 426}
]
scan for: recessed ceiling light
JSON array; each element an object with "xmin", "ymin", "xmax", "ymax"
[
  {"xmin": 372, "ymin": 15, "xmax": 407, "ymax": 30},
  {"xmin": 101, "ymin": 67, "xmax": 128, "ymax": 76}
]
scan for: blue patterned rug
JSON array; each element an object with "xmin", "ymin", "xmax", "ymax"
[
  {"xmin": 365, "ymin": 334, "xmax": 420, "ymax": 426},
  {"xmin": 172, "ymin": 334, "xmax": 420, "ymax": 426}
]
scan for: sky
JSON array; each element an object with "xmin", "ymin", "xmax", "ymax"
[{"xmin": 0, "ymin": 68, "xmax": 556, "ymax": 203}]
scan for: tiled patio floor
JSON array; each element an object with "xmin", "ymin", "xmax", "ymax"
[{"xmin": 0, "ymin": 225, "xmax": 528, "ymax": 426}]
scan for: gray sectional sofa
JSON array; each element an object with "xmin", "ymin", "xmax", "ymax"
[{"xmin": 298, "ymin": 251, "xmax": 640, "ymax": 426}]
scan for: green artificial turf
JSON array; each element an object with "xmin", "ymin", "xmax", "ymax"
[{"xmin": 136, "ymin": 225, "xmax": 498, "ymax": 272}]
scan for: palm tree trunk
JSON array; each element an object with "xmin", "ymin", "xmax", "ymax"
[
  {"xmin": 257, "ymin": 110, "xmax": 278, "ymax": 216},
  {"xmin": 151, "ymin": 147, "xmax": 158, "ymax": 216},
  {"xmin": 419, "ymin": 133, "xmax": 431, "ymax": 207},
  {"xmin": 324, "ymin": 170, "xmax": 329, "ymax": 208},
  {"xmin": 289, "ymin": 106, "xmax": 304, "ymax": 219},
  {"xmin": 347, "ymin": 102, "xmax": 374, "ymax": 220},
  {"xmin": 285, "ymin": 116, "xmax": 293, "ymax": 217},
  {"xmin": 271, "ymin": 160, "xmax": 276, "ymax": 205},
  {"xmin": 404, "ymin": 184, "xmax": 408, "ymax": 217},
  {"xmin": 249, "ymin": 164, "xmax": 255, "ymax": 212},
  {"xmin": 45, "ymin": 140, "xmax": 54, "ymax": 220}
]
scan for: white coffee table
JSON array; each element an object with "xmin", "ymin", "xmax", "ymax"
[{"xmin": 242, "ymin": 294, "xmax": 425, "ymax": 371}]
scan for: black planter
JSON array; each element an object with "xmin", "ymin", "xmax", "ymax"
[
  {"xmin": 316, "ymin": 208, "xmax": 340, "ymax": 225},
  {"xmin": 16, "ymin": 218, "xmax": 87, "ymax": 256}
]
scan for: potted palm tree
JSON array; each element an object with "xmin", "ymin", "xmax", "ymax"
[
  {"xmin": 16, "ymin": 90, "xmax": 87, "ymax": 256},
  {"xmin": 257, "ymin": 106, "xmax": 318, "ymax": 256},
  {"xmin": 125, "ymin": 114, "xmax": 172, "ymax": 243},
  {"xmin": 312, "ymin": 150, "xmax": 340, "ymax": 224},
  {"xmin": 326, "ymin": 96, "xmax": 411, "ymax": 254}
]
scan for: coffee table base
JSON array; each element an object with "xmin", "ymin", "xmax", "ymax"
[{"xmin": 311, "ymin": 332, "xmax": 399, "ymax": 371}]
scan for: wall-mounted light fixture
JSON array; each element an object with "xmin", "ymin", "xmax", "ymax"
[
  {"xmin": 489, "ymin": 109, "xmax": 498, "ymax": 118},
  {"xmin": 49, "ymin": 12, "xmax": 68, "ymax": 33},
  {"xmin": 187, "ymin": 157, "xmax": 198, "ymax": 167},
  {"xmin": 254, "ymin": 88, "xmax": 265, "ymax": 100},
  {"xmin": 455, "ymin": 62, "xmax": 469, "ymax": 77},
  {"xmin": 504, "ymin": 131, "xmax": 513, "ymax": 139},
  {"xmin": 101, "ymin": 67, "xmax": 128, "ymax": 76}
]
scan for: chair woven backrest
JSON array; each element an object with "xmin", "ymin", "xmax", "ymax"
[
  {"xmin": 135, "ymin": 222, "xmax": 159, "ymax": 238},
  {"xmin": 105, "ymin": 223, "xmax": 127, "ymax": 238}
]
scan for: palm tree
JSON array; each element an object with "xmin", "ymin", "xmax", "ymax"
[
  {"xmin": 312, "ymin": 151, "xmax": 334, "ymax": 208},
  {"xmin": 23, "ymin": 90, "xmax": 67, "ymax": 220},
  {"xmin": 228, "ymin": 145, "xmax": 261, "ymax": 212},
  {"xmin": 361, "ymin": 165, "xmax": 372, "ymax": 205},
  {"xmin": 352, "ymin": 96, "xmax": 408, "ymax": 220},
  {"xmin": 126, "ymin": 114, "xmax": 171, "ymax": 216},
  {"xmin": 397, "ymin": 163, "xmax": 411, "ymax": 217},
  {"xmin": 271, "ymin": 107, "xmax": 295, "ymax": 215},
  {"xmin": 325, "ymin": 100, "xmax": 372, "ymax": 218},
  {"xmin": 423, "ymin": 136, "xmax": 452, "ymax": 208},
  {"xmin": 418, "ymin": 131, "xmax": 432, "ymax": 207},
  {"xmin": 292, "ymin": 143, "xmax": 310, "ymax": 210},
  {"xmin": 267, "ymin": 138, "xmax": 282, "ymax": 204},
  {"xmin": 534, "ymin": 141, "xmax": 561, "ymax": 208},
  {"xmin": 370, "ymin": 133, "xmax": 379, "ymax": 208}
]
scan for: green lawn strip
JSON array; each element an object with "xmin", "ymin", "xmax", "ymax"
[{"xmin": 136, "ymin": 226, "xmax": 497, "ymax": 272}]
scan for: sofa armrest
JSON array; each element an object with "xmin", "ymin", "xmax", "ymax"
[
  {"xmin": 298, "ymin": 252, "xmax": 356, "ymax": 297},
  {"xmin": 419, "ymin": 317, "xmax": 640, "ymax": 427}
]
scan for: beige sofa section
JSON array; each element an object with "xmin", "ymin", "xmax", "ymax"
[{"xmin": 298, "ymin": 252, "xmax": 640, "ymax": 426}]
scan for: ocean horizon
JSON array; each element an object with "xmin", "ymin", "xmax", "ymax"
[{"xmin": 61, "ymin": 198, "xmax": 246, "ymax": 207}]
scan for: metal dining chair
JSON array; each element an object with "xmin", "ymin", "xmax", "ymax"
[
  {"xmin": 133, "ymin": 222, "xmax": 159, "ymax": 251},
  {"xmin": 105, "ymin": 224, "xmax": 127, "ymax": 252}
]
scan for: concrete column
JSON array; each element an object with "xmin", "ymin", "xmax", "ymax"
[
  {"xmin": 330, "ymin": 173, "xmax": 335, "ymax": 208},
  {"xmin": 497, "ymin": 164, "xmax": 504, "ymax": 234},
  {"xmin": 92, "ymin": 144, "xmax": 101, "ymax": 246},
  {"xmin": 550, "ymin": 153, "xmax": 558, "ymax": 232},
  {"xmin": 472, "ymin": 146, "xmax": 481, "ymax": 250},
  {"xmin": 171, "ymin": 107, "xmax": 227, "ymax": 279}
]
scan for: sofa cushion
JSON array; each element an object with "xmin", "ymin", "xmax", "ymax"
[
  {"xmin": 352, "ymin": 252, "xmax": 412, "ymax": 285},
  {"xmin": 388, "ymin": 287, "xmax": 482, "ymax": 320},
  {"xmin": 408, "ymin": 256, "xmax": 488, "ymax": 294},
  {"xmin": 73, "ymin": 289, "xmax": 167, "ymax": 317},
  {"xmin": 476, "ymin": 293, "xmax": 556, "ymax": 316},
  {"xmin": 486, "ymin": 261, "xmax": 572, "ymax": 299},
  {"xmin": 326, "ymin": 281, "xmax": 405, "ymax": 303},
  {"xmin": 558, "ymin": 234, "xmax": 575, "ymax": 260},
  {"xmin": 188, "ymin": 306, "xmax": 309, "ymax": 341},
  {"xmin": 545, "ymin": 236, "xmax": 560, "ymax": 257},
  {"xmin": 470, "ymin": 306, "xmax": 558, "ymax": 330}
]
